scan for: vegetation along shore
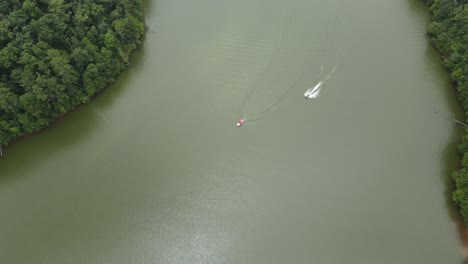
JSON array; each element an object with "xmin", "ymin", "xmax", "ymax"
[
  {"xmin": 0, "ymin": 0, "xmax": 145, "ymax": 145},
  {"xmin": 425, "ymin": 0, "xmax": 468, "ymax": 223}
]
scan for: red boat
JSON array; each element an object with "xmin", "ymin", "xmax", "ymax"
[{"xmin": 236, "ymin": 119, "xmax": 245, "ymax": 127}]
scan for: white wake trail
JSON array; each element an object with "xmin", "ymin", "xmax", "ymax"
[
  {"xmin": 304, "ymin": 81, "xmax": 323, "ymax": 97},
  {"xmin": 321, "ymin": 65, "xmax": 336, "ymax": 84},
  {"xmin": 304, "ymin": 63, "xmax": 324, "ymax": 97},
  {"xmin": 305, "ymin": 65, "xmax": 336, "ymax": 99}
]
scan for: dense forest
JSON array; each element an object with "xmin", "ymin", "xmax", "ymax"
[
  {"xmin": 0, "ymin": 0, "xmax": 144, "ymax": 145},
  {"xmin": 425, "ymin": 0, "xmax": 468, "ymax": 223}
]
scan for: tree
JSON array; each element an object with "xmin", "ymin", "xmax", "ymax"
[
  {"xmin": 0, "ymin": 0, "xmax": 144, "ymax": 144},
  {"xmin": 426, "ymin": 0, "xmax": 468, "ymax": 225}
]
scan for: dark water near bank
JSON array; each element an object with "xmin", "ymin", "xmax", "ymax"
[{"xmin": 0, "ymin": 0, "xmax": 466, "ymax": 263}]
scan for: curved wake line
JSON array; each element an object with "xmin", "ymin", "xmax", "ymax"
[
  {"xmin": 240, "ymin": 8, "xmax": 293, "ymax": 116},
  {"xmin": 243, "ymin": 55, "xmax": 311, "ymax": 121}
]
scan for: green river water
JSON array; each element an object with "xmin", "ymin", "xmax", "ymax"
[{"xmin": 0, "ymin": 0, "xmax": 466, "ymax": 263}]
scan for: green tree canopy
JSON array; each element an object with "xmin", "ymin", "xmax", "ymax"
[
  {"xmin": 0, "ymin": 0, "xmax": 144, "ymax": 145},
  {"xmin": 426, "ymin": 0, "xmax": 468, "ymax": 224}
]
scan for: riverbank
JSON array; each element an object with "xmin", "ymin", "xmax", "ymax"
[
  {"xmin": 0, "ymin": 1, "xmax": 463, "ymax": 262},
  {"xmin": 424, "ymin": 0, "xmax": 468, "ymax": 224},
  {"xmin": 0, "ymin": 1, "xmax": 145, "ymax": 146}
]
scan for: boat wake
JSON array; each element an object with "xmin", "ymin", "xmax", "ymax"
[
  {"xmin": 304, "ymin": 81, "xmax": 323, "ymax": 98},
  {"xmin": 239, "ymin": 7, "xmax": 296, "ymax": 123},
  {"xmin": 304, "ymin": 65, "xmax": 336, "ymax": 99},
  {"xmin": 303, "ymin": 9, "xmax": 341, "ymax": 100}
]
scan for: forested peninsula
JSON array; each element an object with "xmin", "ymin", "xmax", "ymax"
[
  {"xmin": 0, "ymin": 0, "xmax": 144, "ymax": 145},
  {"xmin": 425, "ymin": 0, "xmax": 468, "ymax": 224}
]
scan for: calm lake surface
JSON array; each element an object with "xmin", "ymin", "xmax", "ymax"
[{"xmin": 0, "ymin": 0, "xmax": 466, "ymax": 263}]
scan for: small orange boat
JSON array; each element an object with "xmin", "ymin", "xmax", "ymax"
[{"xmin": 236, "ymin": 119, "xmax": 245, "ymax": 127}]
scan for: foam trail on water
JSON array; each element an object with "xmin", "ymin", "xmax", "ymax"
[
  {"xmin": 304, "ymin": 81, "xmax": 322, "ymax": 97},
  {"xmin": 304, "ymin": 63, "xmax": 324, "ymax": 97},
  {"xmin": 305, "ymin": 65, "xmax": 336, "ymax": 99},
  {"xmin": 307, "ymin": 88, "xmax": 321, "ymax": 98},
  {"xmin": 321, "ymin": 65, "xmax": 336, "ymax": 84}
]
